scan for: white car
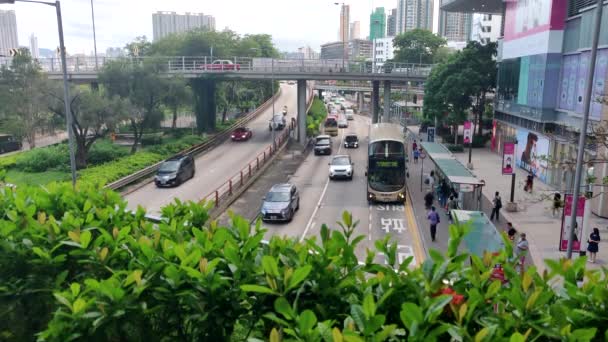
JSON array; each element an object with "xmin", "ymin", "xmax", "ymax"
[
  {"xmin": 328, "ymin": 155, "xmax": 354, "ymax": 180},
  {"xmin": 338, "ymin": 116, "xmax": 348, "ymax": 128},
  {"xmin": 345, "ymin": 109, "xmax": 354, "ymax": 120}
]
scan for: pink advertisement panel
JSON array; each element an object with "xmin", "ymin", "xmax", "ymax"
[
  {"xmin": 559, "ymin": 195, "xmax": 585, "ymax": 252},
  {"xmin": 463, "ymin": 121, "xmax": 472, "ymax": 144},
  {"xmin": 503, "ymin": 0, "xmax": 567, "ymax": 41},
  {"xmin": 502, "ymin": 142, "xmax": 515, "ymax": 175}
]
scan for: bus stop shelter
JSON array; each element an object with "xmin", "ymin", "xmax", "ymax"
[
  {"xmin": 452, "ymin": 210, "xmax": 505, "ymax": 257},
  {"xmin": 420, "ymin": 142, "xmax": 485, "ymax": 210}
]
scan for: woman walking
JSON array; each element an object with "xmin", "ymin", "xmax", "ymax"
[{"xmin": 587, "ymin": 228, "xmax": 601, "ymax": 263}]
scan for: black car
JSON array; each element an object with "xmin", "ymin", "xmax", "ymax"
[
  {"xmin": 154, "ymin": 154, "xmax": 195, "ymax": 187},
  {"xmin": 0, "ymin": 134, "xmax": 22, "ymax": 154},
  {"xmin": 344, "ymin": 134, "xmax": 359, "ymax": 148},
  {"xmin": 261, "ymin": 183, "xmax": 300, "ymax": 222},
  {"xmin": 314, "ymin": 138, "xmax": 332, "ymax": 155}
]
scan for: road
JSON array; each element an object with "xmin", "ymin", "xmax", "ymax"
[
  {"xmin": 262, "ymin": 112, "xmax": 423, "ymax": 267},
  {"xmin": 125, "ymin": 84, "xmax": 298, "ymax": 214}
]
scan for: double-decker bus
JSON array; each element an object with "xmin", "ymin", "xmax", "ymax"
[{"xmin": 367, "ymin": 123, "xmax": 407, "ymax": 202}]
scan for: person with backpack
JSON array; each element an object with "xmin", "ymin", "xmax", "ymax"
[
  {"xmin": 490, "ymin": 191, "xmax": 502, "ymax": 221},
  {"xmin": 427, "ymin": 206, "xmax": 440, "ymax": 242}
]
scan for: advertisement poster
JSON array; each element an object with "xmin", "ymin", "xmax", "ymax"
[
  {"xmin": 463, "ymin": 121, "xmax": 472, "ymax": 145},
  {"xmin": 576, "ymin": 52, "xmax": 589, "ymax": 114},
  {"xmin": 491, "ymin": 119, "xmax": 497, "ymax": 151},
  {"xmin": 516, "ymin": 129, "xmax": 550, "ymax": 183},
  {"xmin": 591, "ymin": 49, "xmax": 608, "ymax": 121},
  {"xmin": 559, "ymin": 194, "xmax": 585, "ymax": 252},
  {"xmin": 502, "ymin": 142, "xmax": 515, "ymax": 175},
  {"xmin": 558, "ymin": 55, "xmax": 573, "ymax": 110}
]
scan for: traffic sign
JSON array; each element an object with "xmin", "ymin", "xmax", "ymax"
[
  {"xmin": 9, "ymin": 48, "xmax": 19, "ymax": 57},
  {"xmin": 420, "ymin": 151, "xmax": 426, "ymax": 159}
]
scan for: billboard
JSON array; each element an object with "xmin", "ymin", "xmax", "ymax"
[
  {"xmin": 591, "ymin": 49, "xmax": 608, "ymax": 120},
  {"xmin": 502, "ymin": 142, "xmax": 515, "ymax": 175},
  {"xmin": 516, "ymin": 129, "xmax": 550, "ymax": 183},
  {"xmin": 503, "ymin": 0, "xmax": 566, "ymax": 41},
  {"xmin": 463, "ymin": 121, "xmax": 472, "ymax": 144},
  {"xmin": 559, "ymin": 195, "xmax": 585, "ymax": 252}
]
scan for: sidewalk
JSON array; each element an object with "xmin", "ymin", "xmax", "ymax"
[{"xmin": 408, "ymin": 126, "xmax": 607, "ymax": 273}]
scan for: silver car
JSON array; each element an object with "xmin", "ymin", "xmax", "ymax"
[
  {"xmin": 328, "ymin": 155, "xmax": 354, "ymax": 180},
  {"xmin": 261, "ymin": 183, "xmax": 300, "ymax": 222}
]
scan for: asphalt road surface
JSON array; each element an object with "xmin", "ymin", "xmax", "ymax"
[
  {"xmin": 125, "ymin": 84, "xmax": 298, "ymax": 215},
  {"xmin": 262, "ymin": 113, "xmax": 424, "ymax": 267}
]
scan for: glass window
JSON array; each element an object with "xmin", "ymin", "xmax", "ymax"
[
  {"xmin": 159, "ymin": 161, "xmax": 180, "ymax": 173},
  {"xmin": 266, "ymin": 192, "xmax": 290, "ymax": 202},
  {"xmin": 497, "ymin": 58, "xmax": 521, "ymax": 103}
]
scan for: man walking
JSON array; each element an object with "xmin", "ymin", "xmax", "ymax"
[
  {"xmin": 427, "ymin": 206, "xmax": 440, "ymax": 242},
  {"xmin": 490, "ymin": 191, "xmax": 502, "ymax": 221},
  {"xmin": 516, "ymin": 233, "xmax": 529, "ymax": 275}
]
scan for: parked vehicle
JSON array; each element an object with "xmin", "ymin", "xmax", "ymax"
[
  {"xmin": 261, "ymin": 183, "xmax": 300, "ymax": 222},
  {"xmin": 0, "ymin": 134, "xmax": 21, "ymax": 154},
  {"xmin": 155, "ymin": 154, "xmax": 195, "ymax": 187},
  {"xmin": 282, "ymin": 106, "xmax": 288, "ymax": 116},
  {"xmin": 328, "ymin": 155, "xmax": 354, "ymax": 180},
  {"xmin": 269, "ymin": 114, "xmax": 286, "ymax": 131},
  {"xmin": 314, "ymin": 137, "xmax": 332, "ymax": 155},
  {"xmin": 231, "ymin": 127, "xmax": 253, "ymax": 141},
  {"xmin": 344, "ymin": 133, "xmax": 359, "ymax": 148},
  {"xmin": 200, "ymin": 59, "xmax": 241, "ymax": 71}
]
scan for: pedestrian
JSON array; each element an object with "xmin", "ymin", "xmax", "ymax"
[
  {"xmin": 587, "ymin": 227, "xmax": 601, "ymax": 263},
  {"xmin": 426, "ymin": 170, "xmax": 435, "ymax": 191},
  {"xmin": 552, "ymin": 193, "xmax": 562, "ymax": 217},
  {"xmin": 412, "ymin": 140, "xmax": 418, "ymax": 152},
  {"xmin": 447, "ymin": 195, "xmax": 459, "ymax": 221},
  {"xmin": 524, "ymin": 171, "xmax": 534, "ymax": 193},
  {"xmin": 516, "ymin": 233, "xmax": 529, "ymax": 274},
  {"xmin": 424, "ymin": 191, "xmax": 434, "ymax": 209},
  {"xmin": 506, "ymin": 222, "xmax": 517, "ymax": 241},
  {"xmin": 413, "ymin": 148, "xmax": 420, "ymax": 163},
  {"xmin": 439, "ymin": 180, "xmax": 450, "ymax": 208},
  {"xmin": 427, "ymin": 206, "xmax": 440, "ymax": 242},
  {"xmin": 490, "ymin": 191, "xmax": 502, "ymax": 221}
]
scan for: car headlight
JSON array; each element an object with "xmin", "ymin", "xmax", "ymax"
[
  {"xmin": 231, "ymin": 135, "xmax": 235, "ymax": 138},
  {"xmin": 399, "ymin": 193, "xmax": 405, "ymax": 199},
  {"xmin": 281, "ymin": 208, "xmax": 289, "ymax": 215}
]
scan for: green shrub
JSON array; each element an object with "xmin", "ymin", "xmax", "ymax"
[
  {"xmin": 140, "ymin": 135, "xmax": 163, "ymax": 146},
  {"xmin": 306, "ymin": 97, "xmax": 327, "ymax": 136},
  {"xmin": 1, "ymin": 184, "xmax": 607, "ymax": 341},
  {"xmin": 87, "ymin": 140, "xmax": 129, "ymax": 165},
  {"xmin": 0, "ymin": 152, "xmax": 20, "ymax": 170},
  {"xmin": 14, "ymin": 144, "xmax": 70, "ymax": 172},
  {"xmin": 446, "ymin": 143, "xmax": 464, "ymax": 152},
  {"xmin": 79, "ymin": 151, "xmax": 164, "ymax": 186},
  {"xmin": 146, "ymin": 135, "xmax": 205, "ymax": 156},
  {"xmin": 472, "ymin": 133, "xmax": 491, "ymax": 148}
]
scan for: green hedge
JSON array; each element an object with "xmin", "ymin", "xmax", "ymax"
[
  {"xmin": 78, "ymin": 151, "xmax": 164, "ymax": 186},
  {"xmin": 306, "ymin": 97, "xmax": 328, "ymax": 136},
  {"xmin": 0, "ymin": 183, "xmax": 606, "ymax": 341}
]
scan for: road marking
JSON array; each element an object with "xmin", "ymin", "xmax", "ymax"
[
  {"xmin": 300, "ymin": 128, "xmax": 345, "ymax": 242},
  {"xmin": 405, "ymin": 189, "xmax": 426, "ymax": 266},
  {"xmin": 368, "ymin": 205, "xmax": 372, "ymax": 241}
]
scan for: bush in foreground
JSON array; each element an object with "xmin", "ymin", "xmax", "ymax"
[{"xmin": 0, "ymin": 183, "xmax": 607, "ymax": 341}]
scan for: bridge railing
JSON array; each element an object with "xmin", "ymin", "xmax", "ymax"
[{"xmin": 0, "ymin": 56, "xmax": 433, "ymax": 77}]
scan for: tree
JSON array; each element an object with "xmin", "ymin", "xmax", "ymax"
[
  {"xmin": 99, "ymin": 59, "xmax": 166, "ymax": 153},
  {"xmin": 124, "ymin": 36, "xmax": 152, "ymax": 57},
  {"xmin": 0, "ymin": 50, "xmax": 51, "ymax": 148},
  {"xmin": 163, "ymin": 76, "xmax": 192, "ymax": 130},
  {"xmin": 47, "ymin": 86, "xmax": 129, "ymax": 168},
  {"xmin": 392, "ymin": 29, "xmax": 447, "ymax": 64}
]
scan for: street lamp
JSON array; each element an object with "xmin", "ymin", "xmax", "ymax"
[
  {"xmin": 334, "ymin": 2, "xmax": 346, "ymax": 71},
  {"xmin": 251, "ymin": 47, "xmax": 277, "ymax": 149},
  {"xmin": 90, "ymin": 0, "xmax": 98, "ymax": 70},
  {"xmin": 1, "ymin": 0, "xmax": 77, "ymax": 187}
]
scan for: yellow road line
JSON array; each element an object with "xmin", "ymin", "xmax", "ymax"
[{"xmin": 405, "ymin": 189, "xmax": 426, "ymax": 266}]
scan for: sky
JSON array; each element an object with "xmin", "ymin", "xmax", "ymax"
[{"xmin": 1, "ymin": 0, "xmax": 398, "ymax": 55}]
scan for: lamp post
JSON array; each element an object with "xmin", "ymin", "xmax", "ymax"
[
  {"xmin": 566, "ymin": 0, "xmax": 603, "ymax": 259},
  {"xmin": 334, "ymin": 2, "xmax": 346, "ymax": 71},
  {"xmin": 90, "ymin": 0, "xmax": 98, "ymax": 70},
  {"xmin": 1, "ymin": 0, "xmax": 77, "ymax": 187}
]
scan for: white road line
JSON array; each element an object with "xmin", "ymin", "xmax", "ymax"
[{"xmin": 300, "ymin": 125, "xmax": 346, "ymax": 242}]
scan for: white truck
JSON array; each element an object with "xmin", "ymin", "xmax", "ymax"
[{"xmin": 269, "ymin": 114, "xmax": 286, "ymax": 131}]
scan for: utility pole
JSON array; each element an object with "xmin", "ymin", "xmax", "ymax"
[
  {"xmin": 90, "ymin": 0, "xmax": 98, "ymax": 70},
  {"xmin": 566, "ymin": 0, "xmax": 603, "ymax": 259}
]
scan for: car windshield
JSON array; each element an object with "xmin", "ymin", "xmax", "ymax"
[
  {"xmin": 324, "ymin": 118, "xmax": 337, "ymax": 127},
  {"xmin": 234, "ymin": 128, "xmax": 246, "ymax": 133},
  {"xmin": 332, "ymin": 157, "xmax": 350, "ymax": 166},
  {"xmin": 316, "ymin": 139, "xmax": 330, "ymax": 145},
  {"xmin": 159, "ymin": 161, "xmax": 180, "ymax": 173},
  {"xmin": 266, "ymin": 191, "xmax": 290, "ymax": 202},
  {"xmin": 346, "ymin": 135, "xmax": 358, "ymax": 142}
]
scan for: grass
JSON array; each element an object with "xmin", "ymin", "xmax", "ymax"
[{"xmin": 5, "ymin": 169, "xmax": 70, "ymax": 186}]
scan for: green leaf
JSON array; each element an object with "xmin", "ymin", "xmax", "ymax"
[
  {"xmin": 70, "ymin": 283, "xmax": 81, "ymax": 297},
  {"xmin": 53, "ymin": 293, "xmax": 72, "ymax": 311},
  {"xmin": 270, "ymin": 328, "xmax": 280, "ymax": 342},
  {"xmin": 570, "ymin": 328, "xmax": 597, "ymax": 341},
  {"xmin": 274, "ymin": 297, "xmax": 295, "ymax": 320},
  {"xmin": 485, "ymin": 280, "xmax": 502, "ymax": 300},
  {"xmin": 475, "ymin": 327, "xmax": 490, "ymax": 342},
  {"xmin": 240, "ymin": 284, "xmax": 277, "ymax": 295},
  {"xmin": 298, "ymin": 310, "xmax": 317, "ymax": 333},
  {"xmin": 350, "ymin": 305, "xmax": 366, "ymax": 332},
  {"xmin": 362, "ymin": 293, "xmax": 376, "ymax": 318},
  {"xmin": 287, "ymin": 265, "xmax": 312, "ymax": 291},
  {"xmin": 424, "ymin": 295, "xmax": 452, "ymax": 322},
  {"xmin": 80, "ymin": 231, "xmax": 92, "ymax": 249},
  {"xmin": 72, "ymin": 298, "xmax": 87, "ymax": 314},
  {"xmin": 262, "ymin": 255, "xmax": 280, "ymax": 278},
  {"xmin": 509, "ymin": 332, "xmax": 525, "ymax": 342},
  {"xmin": 400, "ymin": 302, "xmax": 423, "ymax": 330}
]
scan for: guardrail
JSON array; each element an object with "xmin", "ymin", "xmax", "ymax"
[
  {"xmin": 105, "ymin": 87, "xmax": 283, "ymax": 191},
  {"xmin": 199, "ymin": 88, "xmax": 315, "ymax": 217}
]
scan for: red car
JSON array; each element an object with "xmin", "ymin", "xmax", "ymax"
[
  {"xmin": 231, "ymin": 127, "xmax": 252, "ymax": 141},
  {"xmin": 200, "ymin": 60, "xmax": 241, "ymax": 71}
]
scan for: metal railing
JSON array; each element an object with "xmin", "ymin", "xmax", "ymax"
[
  {"xmin": 0, "ymin": 56, "xmax": 434, "ymax": 77},
  {"xmin": 105, "ymin": 88, "xmax": 283, "ymax": 191}
]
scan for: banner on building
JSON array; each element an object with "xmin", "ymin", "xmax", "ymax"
[
  {"xmin": 491, "ymin": 119, "xmax": 497, "ymax": 151},
  {"xmin": 515, "ymin": 129, "xmax": 550, "ymax": 183},
  {"xmin": 463, "ymin": 121, "xmax": 472, "ymax": 145},
  {"xmin": 502, "ymin": 142, "xmax": 515, "ymax": 175},
  {"xmin": 559, "ymin": 194, "xmax": 585, "ymax": 252}
]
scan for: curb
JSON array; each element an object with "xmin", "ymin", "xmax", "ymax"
[{"xmin": 406, "ymin": 189, "xmax": 427, "ymax": 266}]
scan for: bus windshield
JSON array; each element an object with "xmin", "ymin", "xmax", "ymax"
[
  {"xmin": 324, "ymin": 118, "xmax": 337, "ymax": 127},
  {"xmin": 368, "ymin": 141, "xmax": 406, "ymax": 192}
]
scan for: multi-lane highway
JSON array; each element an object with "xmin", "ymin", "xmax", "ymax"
[
  {"xmin": 125, "ymin": 84, "xmax": 298, "ymax": 214},
  {"xmin": 262, "ymin": 110, "xmax": 424, "ymax": 267}
]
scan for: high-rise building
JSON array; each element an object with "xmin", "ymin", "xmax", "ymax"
[
  {"xmin": 349, "ymin": 39, "xmax": 373, "ymax": 61},
  {"xmin": 106, "ymin": 47, "xmax": 125, "ymax": 58},
  {"xmin": 470, "ymin": 13, "xmax": 502, "ymax": 44},
  {"xmin": 339, "ymin": 5, "xmax": 350, "ymax": 42},
  {"xmin": 0, "ymin": 10, "xmax": 18, "ymax": 57},
  {"xmin": 320, "ymin": 41, "xmax": 346, "ymax": 60},
  {"xmin": 372, "ymin": 37, "xmax": 395, "ymax": 67},
  {"xmin": 396, "ymin": 0, "xmax": 434, "ymax": 34},
  {"xmin": 387, "ymin": 8, "xmax": 397, "ymax": 37},
  {"xmin": 369, "ymin": 7, "xmax": 386, "ymax": 41},
  {"xmin": 350, "ymin": 21, "xmax": 361, "ymax": 40},
  {"xmin": 152, "ymin": 11, "xmax": 216, "ymax": 41},
  {"xmin": 438, "ymin": 10, "xmax": 471, "ymax": 42},
  {"xmin": 298, "ymin": 46, "xmax": 319, "ymax": 59},
  {"xmin": 29, "ymin": 34, "xmax": 39, "ymax": 59}
]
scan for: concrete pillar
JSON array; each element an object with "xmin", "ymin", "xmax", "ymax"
[
  {"xmin": 192, "ymin": 79, "xmax": 216, "ymax": 133},
  {"xmin": 372, "ymin": 81, "xmax": 380, "ymax": 124},
  {"xmin": 297, "ymin": 79, "xmax": 307, "ymax": 144},
  {"xmin": 383, "ymin": 80, "xmax": 391, "ymax": 123},
  {"xmin": 358, "ymin": 91, "xmax": 364, "ymax": 113},
  {"xmin": 317, "ymin": 89, "xmax": 323, "ymax": 99}
]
